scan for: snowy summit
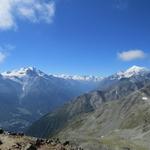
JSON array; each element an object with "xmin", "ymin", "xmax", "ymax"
[
  {"xmin": 2, "ymin": 67, "xmax": 46, "ymax": 78},
  {"xmin": 111, "ymin": 66, "xmax": 150, "ymax": 80}
]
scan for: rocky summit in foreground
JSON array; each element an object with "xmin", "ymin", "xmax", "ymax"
[{"xmin": 0, "ymin": 129, "xmax": 82, "ymax": 150}]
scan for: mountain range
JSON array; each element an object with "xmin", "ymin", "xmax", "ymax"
[
  {"xmin": 1, "ymin": 65, "xmax": 150, "ymax": 149},
  {"xmin": 26, "ymin": 66, "xmax": 150, "ymax": 150},
  {"xmin": 0, "ymin": 67, "xmax": 102, "ymax": 131}
]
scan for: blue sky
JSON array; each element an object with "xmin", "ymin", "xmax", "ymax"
[{"xmin": 0, "ymin": 0, "xmax": 149, "ymax": 76}]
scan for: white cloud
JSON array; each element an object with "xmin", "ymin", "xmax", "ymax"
[
  {"xmin": 0, "ymin": 52, "xmax": 7, "ymax": 63},
  {"xmin": 0, "ymin": 0, "xmax": 55, "ymax": 30},
  {"xmin": 0, "ymin": 44, "xmax": 14, "ymax": 63},
  {"xmin": 118, "ymin": 50, "xmax": 146, "ymax": 61}
]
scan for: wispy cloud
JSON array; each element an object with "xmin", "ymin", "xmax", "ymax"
[
  {"xmin": 0, "ymin": 52, "xmax": 7, "ymax": 63},
  {"xmin": 0, "ymin": 0, "xmax": 55, "ymax": 30},
  {"xmin": 113, "ymin": 0, "xmax": 128, "ymax": 10},
  {"xmin": 118, "ymin": 50, "xmax": 146, "ymax": 61},
  {"xmin": 0, "ymin": 44, "xmax": 14, "ymax": 64}
]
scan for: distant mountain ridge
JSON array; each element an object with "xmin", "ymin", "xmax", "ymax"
[
  {"xmin": 51, "ymin": 66, "xmax": 149, "ymax": 81},
  {"xmin": 0, "ymin": 67, "xmax": 102, "ymax": 132},
  {"xmin": 2, "ymin": 65, "xmax": 149, "ymax": 82},
  {"xmin": 52, "ymin": 74, "xmax": 103, "ymax": 81},
  {"xmin": 2, "ymin": 67, "xmax": 103, "ymax": 82},
  {"xmin": 98, "ymin": 65, "xmax": 150, "ymax": 90},
  {"xmin": 0, "ymin": 65, "xmax": 150, "ymax": 133}
]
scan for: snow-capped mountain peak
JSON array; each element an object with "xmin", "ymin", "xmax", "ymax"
[
  {"xmin": 2, "ymin": 67, "xmax": 103, "ymax": 83},
  {"xmin": 2, "ymin": 67, "xmax": 46, "ymax": 78},
  {"xmin": 125, "ymin": 65, "xmax": 148, "ymax": 73},
  {"xmin": 116, "ymin": 66, "xmax": 149, "ymax": 79},
  {"xmin": 1, "ymin": 66, "xmax": 149, "ymax": 83}
]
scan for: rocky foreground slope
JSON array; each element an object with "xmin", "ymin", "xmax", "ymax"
[{"xmin": 0, "ymin": 129, "xmax": 83, "ymax": 150}]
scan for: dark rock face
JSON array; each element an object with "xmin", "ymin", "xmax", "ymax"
[
  {"xmin": 0, "ymin": 129, "xmax": 4, "ymax": 134},
  {"xmin": 0, "ymin": 140, "xmax": 3, "ymax": 145},
  {"xmin": 26, "ymin": 144, "xmax": 37, "ymax": 150},
  {"xmin": 63, "ymin": 141, "xmax": 70, "ymax": 146},
  {"xmin": 122, "ymin": 147, "xmax": 130, "ymax": 150}
]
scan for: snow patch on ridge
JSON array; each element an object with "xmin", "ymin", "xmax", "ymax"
[{"xmin": 142, "ymin": 97, "xmax": 148, "ymax": 100}]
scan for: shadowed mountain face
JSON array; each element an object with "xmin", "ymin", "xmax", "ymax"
[
  {"xmin": 27, "ymin": 67, "xmax": 150, "ymax": 150},
  {"xmin": 0, "ymin": 67, "xmax": 102, "ymax": 131},
  {"xmin": 27, "ymin": 80, "xmax": 150, "ymax": 137},
  {"xmin": 55, "ymin": 85, "xmax": 150, "ymax": 150}
]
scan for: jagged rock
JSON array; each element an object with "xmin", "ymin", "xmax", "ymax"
[
  {"xmin": 12, "ymin": 143, "xmax": 22, "ymax": 149},
  {"xmin": 63, "ymin": 141, "xmax": 70, "ymax": 146},
  {"xmin": 0, "ymin": 140, "xmax": 3, "ymax": 145},
  {"xmin": 0, "ymin": 129, "xmax": 4, "ymax": 134},
  {"xmin": 9, "ymin": 132, "xmax": 17, "ymax": 136},
  {"xmin": 35, "ymin": 139, "xmax": 45, "ymax": 147},
  {"xmin": 25, "ymin": 144, "xmax": 37, "ymax": 150},
  {"xmin": 122, "ymin": 147, "xmax": 130, "ymax": 150},
  {"xmin": 18, "ymin": 132, "xmax": 24, "ymax": 136}
]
